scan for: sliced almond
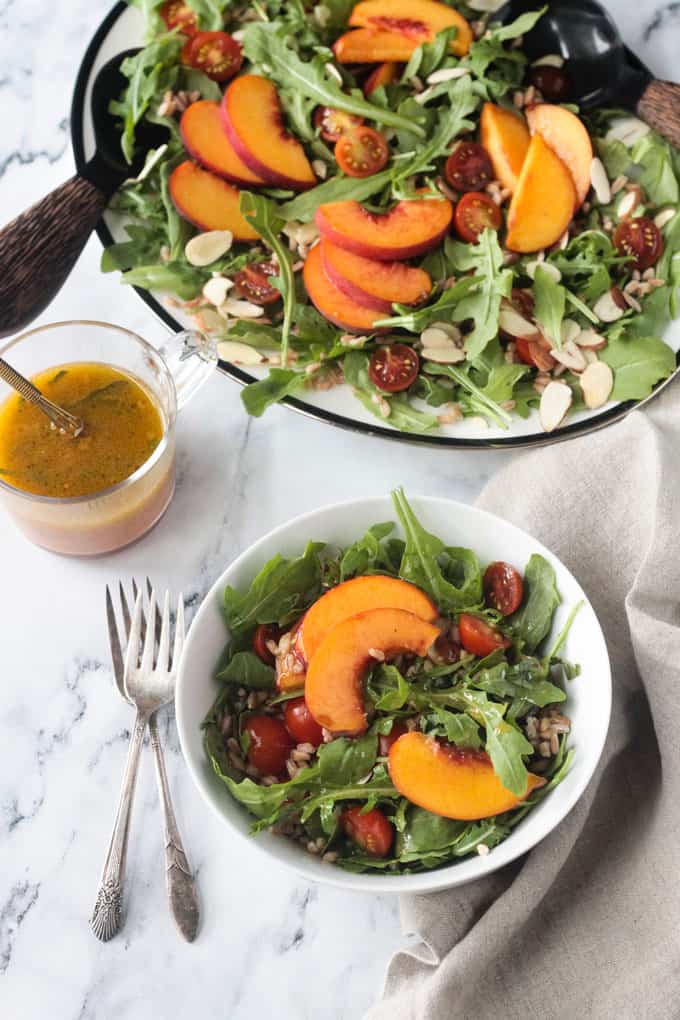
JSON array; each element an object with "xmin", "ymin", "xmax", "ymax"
[
  {"xmin": 311, "ymin": 159, "xmax": 328, "ymax": 180},
  {"xmin": 574, "ymin": 328, "xmax": 607, "ymax": 350},
  {"xmin": 430, "ymin": 321, "xmax": 462, "ymax": 342},
  {"xmin": 530, "ymin": 54, "xmax": 565, "ymax": 68},
  {"xmin": 580, "ymin": 361, "xmax": 613, "ymax": 409},
  {"xmin": 589, "ymin": 158, "xmax": 611, "ymax": 205},
  {"xmin": 202, "ymin": 276, "xmax": 233, "ymax": 307},
  {"xmin": 325, "ymin": 62, "xmax": 343, "ymax": 85},
  {"xmin": 185, "ymin": 230, "xmax": 234, "ymax": 267},
  {"xmin": 606, "ymin": 116, "xmax": 650, "ymax": 147},
  {"xmin": 499, "ymin": 307, "xmax": 539, "ymax": 338},
  {"xmin": 616, "ymin": 190, "xmax": 638, "ymax": 220},
  {"xmin": 421, "ymin": 326, "xmax": 455, "ymax": 348},
  {"xmin": 466, "ymin": 0, "xmax": 506, "ymax": 9},
  {"xmin": 217, "ymin": 341, "xmax": 266, "ymax": 365},
  {"xmin": 582, "ymin": 349, "xmax": 599, "ymax": 365},
  {"xmin": 426, "ymin": 67, "xmax": 471, "ymax": 84},
  {"xmin": 539, "ymin": 381, "xmax": 573, "ymax": 432},
  {"xmin": 422, "ymin": 347, "xmax": 466, "ymax": 364},
  {"xmin": 550, "ymin": 339, "xmax": 587, "ymax": 373},
  {"xmin": 654, "ymin": 208, "xmax": 676, "ymax": 230},
  {"xmin": 526, "ymin": 260, "xmax": 562, "ymax": 283},
  {"xmin": 220, "ymin": 297, "xmax": 265, "ymax": 319},
  {"xmin": 592, "ymin": 290, "xmax": 625, "ymax": 323},
  {"xmin": 297, "ymin": 222, "xmax": 320, "ymax": 246},
  {"xmin": 560, "ymin": 318, "xmax": 581, "ymax": 346}
]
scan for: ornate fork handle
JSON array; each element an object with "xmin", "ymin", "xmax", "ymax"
[
  {"xmin": 149, "ymin": 712, "xmax": 199, "ymax": 941},
  {"xmin": 90, "ymin": 709, "xmax": 149, "ymax": 941}
]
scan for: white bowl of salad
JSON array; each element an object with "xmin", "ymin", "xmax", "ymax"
[{"xmin": 176, "ymin": 491, "xmax": 611, "ymax": 892}]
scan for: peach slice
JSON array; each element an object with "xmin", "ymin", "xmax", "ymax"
[
  {"xmin": 168, "ymin": 162, "xmax": 260, "ymax": 240},
  {"xmin": 505, "ymin": 134, "xmax": 576, "ymax": 253},
  {"xmin": 321, "ymin": 240, "xmax": 432, "ymax": 313},
  {"xmin": 303, "ymin": 245, "xmax": 385, "ymax": 332},
  {"xmin": 221, "ymin": 75, "xmax": 316, "ymax": 191},
  {"xmin": 349, "ymin": 0, "xmax": 472, "ymax": 56},
  {"xmin": 364, "ymin": 61, "xmax": 399, "ymax": 96},
  {"xmin": 297, "ymin": 575, "xmax": 438, "ymax": 664},
  {"xmin": 306, "ymin": 609, "xmax": 440, "ymax": 735},
  {"xmin": 315, "ymin": 198, "xmax": 452, "ymax": 261},
  {"xmin": 335, "ymin": 28, "xmax": 424, "ymax": 64},
  {"xmin": 180, "ymin": 100, "xmax": 266, "ymax": 187},
  {"xmin": 525, "ymin": 103, "xmax": 593, "ymax": 209},
  {"xmin": 389, "ymin": 732, "xmax": 546, "ymax": 820},
  {"xmin": 480, "ymin": 103, "xmax": 530, "ymax": 194}
]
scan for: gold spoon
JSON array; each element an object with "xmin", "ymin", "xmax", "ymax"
[{"xmin": 0, "ymin": 357, "xmax": 85, "ymax": 437}]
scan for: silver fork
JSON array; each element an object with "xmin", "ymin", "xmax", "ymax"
[{"xmin": 90, "ymin": 581, "xmax": 199, "ymax": 942}]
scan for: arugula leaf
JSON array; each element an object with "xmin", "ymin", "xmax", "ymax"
[
  {"xmin": 279, "ymin": 169, "xmax": 393, "ymax": 222},
  {"xmin": 375, "ymin": 276, "xmax": 478, "ymax": 333},
  {"xmin": 401, "ymin": 27, "xmax": 459, "ymax": 81},
  {"xmin": 471, "ymin": 660, "xmax": 566, "ymax": 707},
  {"xmin": 424, "ymin": 362, "xmax": 512, "ymax": 428},
  {"xmin": 595, "ymin": 136, "xmax": 632, "ymax": 179},
  {"xmin": 300, "ymin": 765, "xmax": 399, "ymax": 821},
  {"xmin": 426, "ymin": 706, "xmax": 482, "ymax": 748},
  {"xmin": 185, "ymin": 0, "xmax": 232, "ymax": 31},
  {"xmin": 599, "ymin": 334, "xmax": 676, "ymax": 400},
  {"xmin": 463, "ymin": 690, "xmax": 533, "ymax": 796},
  {"xmin": 120, "ymin": 262, "xmax": 205, "ymax": 298},
  {"xmin": 344, "ymin": 352, "xmax": 439, "ymax": 434},
  {"xmin": 240, "ymin": 193, "xmax": 295, "ymax": 365},
  {"xmin": 448, "ymin": 229, "xmax": 513, "ymax": 359},
  {"xmin": 509, "ymin": 554, "xmax": 560, "ymax": 653},
  {"xmin": 533, "ymin": 265, "xmax": 565, "ymax": 348},
  {"xmin": 631, "ymin": 133, "xmax": 680, "ymax": 206},
  {"xmin": 318, "ymin": 734, "xmax": 378, "ymax": 786},
  {"xmin": 393, "ymin": 77, "xmax": 478, "ymax": 183},
  {"xmin": 370, "ymin": 665, "xmax": 411, "ymax": 711},
  {"xmin": 223, "ymin": 541, "xmax": 324, "ymax": 636},
  {"xmin": 399, "ymin": 807, "xmax": 467, "ymax": 854},
  {"xmin": 467, "ymin": 8, "xmax": 545, "ymax": 80},
  {"xmin": 340, "ymin": 522, "xmax": 397, "ymax": 580},
  {"xmin": 242, "ymin": 23, "xmax": 424, "ymax": 135},
  {"xmin": 216, "ymin": 651, "xmax": 276, "ymax": 689},
  {"xmin": 109, "ymin": 34, "xmax": 182, "ymax": 163},
  {"xmin": 241, "ymin": 367, "xmax": 308, "ymax": 417}
]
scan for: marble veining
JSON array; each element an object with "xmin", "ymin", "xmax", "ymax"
[{"xmin": 0, "ymin": 1, "xmax": 675, "ymax": 1017}]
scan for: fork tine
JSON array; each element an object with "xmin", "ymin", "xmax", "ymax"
[
  {"xmin": 140, "ymin": 588, "xmax": 157, "ymax": 676},
  {"xmin": 124, "ymin": 590, "xmax": 145, "ymax": 687},
  {"xmin": 156, "ymin": 591, "xmax": 172, "ymax": 672},
  {"xmin": 132, "ymin": 577, "xmax": 148, "ymax": 647},
  {"xmin": 147, "ymin": 577, "xmax": 163, "ymax": 648},
  {"xmin": 106, "ymin": 586, "xmax": 126, "ymax": 695},
  {"xmin": 172, "ymin": 594, "xmax": 185, "ymax": 669},
  {"xmin": 119, "ymin": 581, "xmax": 132, "ymax": 639}
]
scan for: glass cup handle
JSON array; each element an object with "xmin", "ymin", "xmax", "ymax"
[{"xmin": 158, "ymin": 329, "xmax": 218, "ymax": 411}]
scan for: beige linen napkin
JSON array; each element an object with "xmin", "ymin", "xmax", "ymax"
[{"xmin": 370, "ymin": 383, "xmax": 680, "ymax": 1020}]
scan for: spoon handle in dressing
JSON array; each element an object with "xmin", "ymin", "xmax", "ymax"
[
  {"xmin": 636, "ymin": 80, "xmax": 680, "ymax": 151},
  {"xmin": 0, "ymin": 175, "xmax": 107, "ymax": 339}
]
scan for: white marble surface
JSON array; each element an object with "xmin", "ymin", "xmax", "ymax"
[{"xmin": 0, "ymin": 1, "xmax": 677, "ymax": 1017}]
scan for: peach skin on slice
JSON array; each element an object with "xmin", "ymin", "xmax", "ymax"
[
  {"xmin": 389, "ymin": 732, "xmax": 546, "ymax": 820},
  {"xmin": 321, "ymin": 240, "xmax": 432, "ymax": 313},
  {"xmin": 303, "ymin": 244, "xmax": 385, "ymax": 332},
  {"xmin": 221, "ymin": 75, "xmax": 316, "ymax": 191},
  {"xmin": 526, "ymin": 103, "xmax": 593, "ymax": 209},
  {"xmin": 298, "ymin": 575, "xmax": 438, "ymax": 664},
  {"xmin": 315, "ymin": 198, "xmax": 452, "ymax": 261},
  {"xmin": 168, "ymin": 161, "xmax": 260, "ymax": 240},
  {"xmin": 349, "ymin": 0, "xmax": 472, "ymax": 56},
  {"xmin": 364, "ymin": 61, "xmax": 399, "ymax": 96},
  {"xmin": 480, "ymin": 103, "xmax": 530, "ymax": 194},
  {"xmin": 505, "ymin": 134, "xmax": 576, "ymax": 253},
  {"xmin": 335, "ymin": 28, "xmax": 425, "ymax": 64},
  {"xmin": 306, "ymin": 609, "xmax": 440, "ymax": 735},
  {"xmin": 180, "ymin": 100, "xmax": 266, "ymax": 187}
]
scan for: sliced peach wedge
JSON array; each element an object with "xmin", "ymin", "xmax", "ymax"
[
  {"xmin": 525, "ymin": 103, "xmax": 593, "ymax": 210},
  {"xmin": 303, "ymin": 245, "xmax": 385, "ymax": 332},
  {"xmin": 321, "ymin": 240, "xmax": 432, "ymax": 313},
  {"xmin": 389, "ymin": 732, "xmax": 546, "ymax": 820},
  {"xmin": 168, "ymin": 161, "xmax": 260, "ymax": 240},
  {"xmin": 297, "ymin": 575, "xmax": 438, "ymax": 665},
  {"xmin": 315, "ymin": 198, "xmax": 452, "ymax": 261},
  {"xmin": 348, "ymin": 0, "xmax": 472, "ymax": 56},
  {"xmin": 180, "ymin": 100, "xmax": 266, "ymax": 188},
  {"xmin": 363, "ymin": 61, "xmax": 399, "ymax": 96},
  {"xmin": 480, "ymin": 103, "xmax": 530, "ymax": 194},
  {"xmin": 306, "ymin": 609, "xmax": 440, "ymax": 735},
  {"xmin": 221, "ymin": 75, "xmax": 316, "ymax": 191},
  {"xmin": 505, "ymin": 134, "xmax": 576, "ymax": 253}
]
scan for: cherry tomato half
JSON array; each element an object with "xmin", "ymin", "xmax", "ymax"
[
  {"xmin": 284, "ymin": 697, "xmax": 324, "ymax": 747},
  {"xmin": 335, "ymin": 127, "xmax": 389, "ymax": 178},
  {"xmin": 342, "ymin": 806, "xmax": 394, "ymax": 857},
  {"xmin": 314, "ymin": 107, "xmax": 364, "ymax": 143},
  {"xmin": 181, "ymin": 31, "xmax": 242, "ymax": 82},
  {"xmin": 454, "ymin": 192, "xmax": 502, "ymax": 243},
  {"xmin": 378, "ymin": 721, "xmax": 409, "ymax": 756},
  {"xmin": 458, "ymin": 614, "xmax": 511, "ymax": 658},
  {"xmin": 483, "ymin": 562, "xmax": 524, "ymax": 616},
  {"xmin": 368, "ymin": 344, "xmax": 419, "ymax": 393},
  {"xmin": 160, "ymin": 0, "xmax": 197, "ymax": 35},
  {"xmin": 235, "ymin": 261, "xmax": 281, "ymax": 306},
  {"xmin": 445, "ymin": 142, "xmax": 494, "ymax": 192},
  {"xmin": 252, "ymin": 623, "xmax": 282, "ymax": 666},
  {"xmin": 613, "ymin": 217, "xmax": 664, "ymax": 271},
  {"xmin": 244, "ymin": 715, "xmax": 293, "ymax": 776},
  {"xmin": 528, "ymin": 64, "xmax": 571, "ymax": 102}
]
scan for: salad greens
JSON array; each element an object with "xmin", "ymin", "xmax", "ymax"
[
  {"xmin": 202, "ymin": 490, "xmax": 580, "ymax": 873},
  {"xmin": 104, "ymin": 1, "xmax": 680, "ymax": 436}
]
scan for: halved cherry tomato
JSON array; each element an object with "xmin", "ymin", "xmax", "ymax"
[
  {"xmin": 253, "ymin": 623, "xmax": 282, "ymax": 666},
  {"xmin": 458, "ymin": 614, "xmax": 511, "ymax": 658},
  {"xmin": 514, "ymin": 336, "xmax": 537, "ymax": 367},
  {"xmin": 528, "ymin": 64, "xmax": 571, "ymax": 102},
  {"xmin": 244, "ymin": 715, "xmax": 294, "ymax": 776},
  {"xmin": 181, "ymin": 31, "xmax": 242, "ymax": 82},
  {"xmin": 314, "ymin": 107, "xmax": 364, "ymax": 143},
  {"xmin": 335, "ymin": 127, "xmax": 389, "ymax": 178},
  {"xmin": 160, "ymin": 0, "xmax": 197, "ymax": 35},
  {"xmin": 235, "ymin": 261, "xmax": 281, "ymax": 306},
  {"xmin": 483, "ymin": 562, "xmax": 524, "ymax": 616},
  {"xmin": 284, "ymin": 697, "xmax": 324, "ymax": 747},
  {"xmin": 445, "ymin": 142, "xmax": 494, "ymax": 192},
  {"xmin": 454, "ymin": 192, "xmax": 502, "ymax": 242},
  {"xmin": 368, "ymin": 344, "xmax": 419, "ymax": 393},
  {"xmin": 613, "ymin": 217, "xmax": 663, "ymax": 271},
  {"xmin": 378, "ymin": 721, "xmax": 409, "ymax": 756},
  {"xmin": 342, "ymin": 806, "xmax": 394, "ymax": 857}
]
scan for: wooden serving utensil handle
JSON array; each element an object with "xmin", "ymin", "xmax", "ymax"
[
  {"xmin": 636, "ymin": 80, "xmax": 680, "ymax": 150},
  {"xmin": 0, "ymin": 174, "xmax": 108, "ymax": 340}
]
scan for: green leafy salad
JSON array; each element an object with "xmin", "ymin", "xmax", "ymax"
[
  {"xmin": 104, "ymin": 0, "xmax": 680, "ymax": 435},
  {"xmin": 203, "ymin": 490, "xmax": 580, "ymax": 873}
]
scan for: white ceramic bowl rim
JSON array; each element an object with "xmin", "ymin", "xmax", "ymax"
[{"xmin": 176, "ymin": 495, "xmax": 612, "ymax": 894}]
